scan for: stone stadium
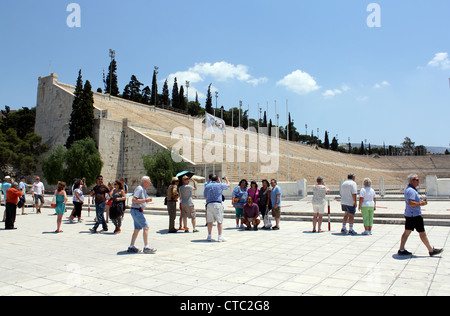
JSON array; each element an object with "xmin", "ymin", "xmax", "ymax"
[{"xmin": 35, "ymin": 73, "xmax": 450, "ymax": 196}]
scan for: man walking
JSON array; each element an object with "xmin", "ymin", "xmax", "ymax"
[
  {"xmin": 204, "ymin": 175, "xmax": 230, "ymax": 242},
  {"xmin": 33, "ymin": 176, "xmax": 45, "ymax": 214},
  {"xmin": 340, "ymin": 174, "xmax": 358, "ymax": 235},
  {"xmin": 128, "ymin": 176, "xmax": 156, "ymax": 254},
  {"xmin": 398, "ymin": 174, "xmax": 443, "ymax": 257},
  {"xmin": 89, "ymin": 175, "xmax": 110, "ymax": 233}
]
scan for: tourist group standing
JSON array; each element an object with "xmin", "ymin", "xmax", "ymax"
[{"xmin": 1, "ymin": 172, "xmax": 443, "ymax": 257}]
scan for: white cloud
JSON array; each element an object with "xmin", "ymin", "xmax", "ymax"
[
  {"xmin": 165, "ymin": 61, "xmax": 267, "ymax": 101},
  {"xmin": 322, "ymin": 84, "xmax": 350, "ymax": 98},
  {"xmin": 427, "ymin": 52, "xmax": 450, "ymax": 70},
  {"xmin": 374, "ymin": 81, "xmax": 390, "ymax": 88},
  {"xmin": 323, "ymin": 89, "xmax": 342, "ymax": 97},
  {"xmin": 167, "ymin": 61, "xmax": 268, "ymax": 88},
  {"xmin": 277, "ymin": 70, "xmax": 320, "ymax": 95}
]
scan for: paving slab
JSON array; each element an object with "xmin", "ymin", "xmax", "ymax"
[{"xmin": 0, "ymin": 202, "xmax": 449, "ymax": 297}]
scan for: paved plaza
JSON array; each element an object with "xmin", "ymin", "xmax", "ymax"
[{"xmin": 0, "ymin": 198, "xmax": 449, "ymax": 296}]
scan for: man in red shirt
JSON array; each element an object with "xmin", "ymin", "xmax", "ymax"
[{"xmin": 6, "ymin": 182, "xmax": 23, "ymax": 230}]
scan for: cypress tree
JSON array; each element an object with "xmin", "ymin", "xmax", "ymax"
[
  {"xmin": 179, "ymin": 85, "xmax": 186, "ymax": 111},
  {"xmin": 205, "ymin": 84, "xmax": 213, "ymax": 114},
  {"xmin": 162, "ymin": 79, "xmax": 170, "ymax": 106},
  {"xmin": 105, "ymin": 59, "xmax": 119, "ymax": 97},
  {"xmin": 66, "ymin": 70, "xmax": 84, "ymax": 149},
  {"xmin": 151, "ymin": 69, "xmax": 158, "ymax": 106},
  {"xmin": 324, "ymin": 131, "xmax": 330, "ymax": 149},
  {"xmin": 172, "ymin": 78, "xmax": 179, "ymax": 109}
]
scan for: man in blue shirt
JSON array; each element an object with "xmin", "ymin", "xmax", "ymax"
[
  {"xmin": 398, "ymin": 174, "xmax": 443, "ymax": 257},
  {"xmin": 204, "ymin": 175, "xmax": 229, "ymax": 242},
  {"xmin": 270, "ymin": 179, "xmax": 282, "ymax": 230}
]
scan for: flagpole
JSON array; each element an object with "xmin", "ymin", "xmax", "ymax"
[
  {"xmin": 231, "ymin": 108, "xmax": 234, "ymax": 186},
  {"xmin": 257, "ymin": 103, "xmax": 260, "ymax": 184},
  {"xmin": 286, "ymin": 99, "xmax": 290, "ymax": 182},
  {"xmin": 247, "ymin": 103, "xmax": 250, "ymax": 181},
  {"xmin": 266, "ymin": 101, "xmax": 269, "ymax": 181},
  {"xmin": 238, "ymin": 101, "xmax": 242, "ymax": 182},
  {"xmin": 275, "ymin": 100, "xmax": 278, "ymax": 182}
]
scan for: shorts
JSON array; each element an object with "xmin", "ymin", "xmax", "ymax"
[
  {"xmin": 405, "ymin": 216, "xmax": 425, "ymax": 233},
  {"xmin": 312, "ymin": 202, "xmax": 326, "ymax": 214},
  {"xmin": 181, "ymin": 205, "xmax": 196, "ymax": 219},
  {"xmin": 207, "ymin": 203, "xmax": 224, "ymax": 224},
  {"xmin": 34, "ymin": 194, "xmax": 45, "ymax": 205},
  {"xmin": 272, "ymin": 206, "xmax": 281, "ymax": 218},
  {"xmin": 235, "ymin": 207, "xmax": 244, "ymax": 219},
  {"xmin": 341, "ymin": 204, "xmax": 356, "ymax": 215},
  {"xmin": 130, "ymin": 208, "xmax": 149, "ymax": 230}
]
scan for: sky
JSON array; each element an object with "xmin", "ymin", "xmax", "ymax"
[{"xmin": 1, "ymin": 0, "xmax": 449, "ymax": 148}]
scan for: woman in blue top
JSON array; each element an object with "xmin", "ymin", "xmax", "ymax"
[
  {"xmin": 54, "ymin": 181, "xmax": 67, "ymax": 233},
  {"xmin": 232, "ymin": 179, "xmax": 248, "ymax": 229},
  {"xmin": 398, "ymin": 174, "xmax": 443, "ymax": 257}
]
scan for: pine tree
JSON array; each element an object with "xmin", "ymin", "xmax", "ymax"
[
  {"xmin": 123, "ymin": 75, "xmax": 143, "ymax": 103},
  {"xmin": 105, "ymin": 59, "xmax": 119, "ymax": 97},
  {"xmin": 142, "ymin": 86, "xmax": 151, "ymax": 105},
  {"xmin": 205, "ymin": 84, "xmax": 213, "ymax": 114},
  {"xmin": 172, "ymin": 78, "xmax": 179, "ymax": 109},
  {"xmin": 331, "ymin": 137, "xmax": 338, "ymax": 151}
]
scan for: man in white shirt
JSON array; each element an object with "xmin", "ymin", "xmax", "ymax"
[
  {"xmin": 33, "ymin": 176, "xmax": 45, "ymax": 214},
  {"xmin": 340, "ymin": 173, "xmax": 357, "ymax": 235}
]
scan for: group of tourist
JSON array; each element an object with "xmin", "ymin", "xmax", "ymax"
[
  {"xmin": 1, "ymin": 172, "xmax": 443, "ymax": 257},
  {"xmin": 1, "ymin": 175, "xmax": 45, "ymax": 229},
  {"xmin": 165, "ymin": 174, "xmax": 283, "ymax": 242}
]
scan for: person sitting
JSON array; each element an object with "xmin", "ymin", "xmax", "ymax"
[{"xmin": 243, "ymin": 196, "xmax": 260, "ymax": 230}]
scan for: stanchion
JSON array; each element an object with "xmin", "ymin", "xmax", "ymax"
[
  {"xmin": 328, "ymin": 199, "xmax": 331, "ymax": 231},
  {"xmin": 88, "ymin": 196, "xmax": 91, "ymax": 217}
]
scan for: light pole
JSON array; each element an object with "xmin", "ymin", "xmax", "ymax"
[
  {"xmin": 154, "ymin": 66, "xmax": 159, "ymax": 106},
  {"xmin": 215, "ymin": 91, "xmax": 218, "ymax": 116},
  {"xmin": 185, "ymin": 80, "xmax": 190, "ymax": 113}
]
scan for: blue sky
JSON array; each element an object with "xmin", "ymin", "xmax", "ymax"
[{"xmin": 1, "ymin": 0, "xmax": 449, "ymax": 148}]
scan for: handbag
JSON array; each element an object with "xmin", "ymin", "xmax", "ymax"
[{"xmin": 51, "ymin": 195, "xmax": 57, "ymax": 208}]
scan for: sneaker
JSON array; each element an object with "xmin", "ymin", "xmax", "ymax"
[
  {"xmin": 89, "ymin": 228, "xmax": 97, "ymax": 233},
  {"xmin": 362, "ymin": 230, "xmax": 370, "ymax": 235},
  {"xmin": 429, "ymin": 248, "xmax": 443, "ymax": 257},
  {"xmin": 218, "ymin": 236, "xmax": 227, "ymax": 242},
  {"xmin": 207, "ymin": 235, "xmax": 212, "ymax": 242},
  {"xmin": 127, "ymin": 246, "xmax": 140, "ymax": 253},
  {"xmin": 143, "ymin": 247, "xmax": 157, "ymax": 254},
  {"xmin": 398, "ymin": 249, "xmax": 412, "ymax": 256},
  {"xmin": 341, "ymin": 227, "xmax": 348, "ymax": 234},
  {"xmin": 348, "ymin": 229, "xmax": 358, "ymax": 235}
]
